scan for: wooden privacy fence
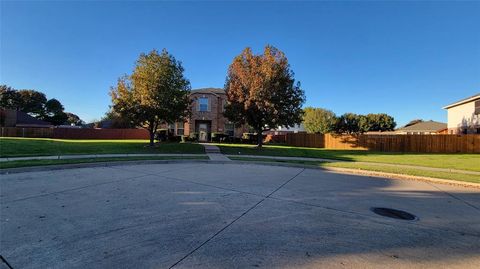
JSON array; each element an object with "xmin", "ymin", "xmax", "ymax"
[
  {"xmin": 286, "ymin": 133, "xmax": 480, "ymax": 153},
  {"xmin": 265, "ymin": 134, "xmax": 287, "ymax": 144},
  {"xmin": 1, "ymin": 127, "xmax": 150, "ymax": 140},
  {"xmin": 1, "ymin": 127, "xmax": 54, "ymax": 138},
  {"xmin": 53, "ymin": 128, "xmax": 149, "ymax": 139}
]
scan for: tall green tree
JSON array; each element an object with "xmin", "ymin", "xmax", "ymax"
[
  {"xmin": 368, "ymin": 113, "xmax": 396, "ymax": 131},
  {"xmin": 334, "ymin": 113, "xmax": 396, "ymax": 134},
  {"xmin": 17, "ymin": 90, "xmax": 47, "ymax": 117},
  {"xmin": 0, "ymin": 85, "xmax": 20, "ymax": 109},
  {"xmin": 334, "ymin": 113, "xmax": 361, "ymax": 134},
  {"xmin": 1, "ymin": 85, "xmax": 79, "ymax": 126},
  {"xmin": 110, "ymin": 49, "xmax": 191, "ymax": 146},
  {"xmin": 65, "ymin": 112, "xmax": 84, "ymax": 126},
  {"xmin": 303, "ymin": 107, "xmax": 336, "ymax": 134},
  {"xmin": 43, "ymin": 98, "xmax": 68, "ymax": 125},
  {"xmin": 224, "ymin": 46, "xmax": 305, "ymax": 147}
]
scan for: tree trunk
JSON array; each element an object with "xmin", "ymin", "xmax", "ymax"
[
  {"xmin": 256, "ymin": 128, "xmax": 263, "ymax": 148},
  {"xmin": 149, "ymin": 130, "xmax": 155, "ymax": 147}
]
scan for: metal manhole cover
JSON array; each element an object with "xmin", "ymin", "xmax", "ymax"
[{"xmin": 370, "ymin": 207, "xmax": 418, "ymax": 221}]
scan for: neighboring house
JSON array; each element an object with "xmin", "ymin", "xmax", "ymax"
[
  {"xmin": 163, "ymin": 88, "xmax": 247, "ymax": 142},
  {"xmin": 443, "ymin": 93, "xmax": 480, "ymax": 134},
  {"xmin": 0, "ymin": 108, "xmax": 53, "ymax": 128},
  {"xmin": 395, "ymin": 120, "xmax": 447, "ymax": 135}
]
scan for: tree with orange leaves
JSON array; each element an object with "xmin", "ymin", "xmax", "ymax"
[{"xmin": 224, "ymin": 46, "xmax": 305, "ymax": 147}]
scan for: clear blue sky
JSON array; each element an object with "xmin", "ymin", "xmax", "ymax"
[{"xmin": 1, "ymin": 1, "xmax": 479, "ymax": 126}]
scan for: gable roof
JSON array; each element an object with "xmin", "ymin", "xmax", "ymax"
[
  {"xmin": 443, "ymin": 93, "xmax": 480, "ymax": 109},
  {"xmin": 191, "ymin": 88, "xmax": 225, "ymax": 96},
  {"xmin": 15, "ymin": 110, "xmax": 52, "ymax": 127},
  {"xmin": 396, "ymin": 120, "xmax": 447, "ymax": 132}
]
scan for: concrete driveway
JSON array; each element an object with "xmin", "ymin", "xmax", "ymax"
[{"xmin": 1, "ymin": 163, "xmax": 479, "ymax": 268}]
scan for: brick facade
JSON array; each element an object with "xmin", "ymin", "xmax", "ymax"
[{"xmin": 162, "ymin": 88, "xmax": 247, "ymax": 140}]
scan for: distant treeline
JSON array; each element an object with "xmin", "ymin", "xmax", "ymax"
[
  {"xmin": 0, "ymin": 85, "xmax": 83, "ymax": 126},
  {"xmin": 303, "ymin": 107, "xmax": 396, "ymax": 134}
]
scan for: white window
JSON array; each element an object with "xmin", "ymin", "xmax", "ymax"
[
  {"xmin": 176, "ymin": 122, "xmax": 184, "ymax": 136},
  {"xmin": 199, "ymin": 97, "xmax": 208, "ymax": 112}
]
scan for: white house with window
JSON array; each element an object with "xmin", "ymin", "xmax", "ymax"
[{"xmin": 443, "ymin": 93, "xmax": 480, "ymax": 134}]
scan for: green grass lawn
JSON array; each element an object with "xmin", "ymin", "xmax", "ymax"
[
  {"xmin": 229, "ymin": 157, "xmax": 480, "ymax": 184},
  {"xmin": 0, "ymin": 138, "xmax": 204, "ymax": 157},
  {"xmin": 217, "ymin": 143, "xmax": 480, "ymax": 172},
  {"xmin": 0, "ymin": 155, "xmax": 209, "ymax": 169}
]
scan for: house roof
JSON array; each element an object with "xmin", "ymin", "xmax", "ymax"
[
  {"xmin": 191, "ymin": 88, "xmax": 225, "ymax": 96},
  {"xmin": 443, "ymin": 93, "xmax": 480, "ymax": 109},
  {"xmin": 396, "ymin": 120, "xmax": 447, "ymax": 132},
  {"xmin": 15, "ymin": 110, "xmax": 52, "ymax": 127}
]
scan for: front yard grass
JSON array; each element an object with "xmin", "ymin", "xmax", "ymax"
[
  {"xmin": 0, "ymin": 138, "xmax": 204, "ymax": 157},
  {"xmin": 0, "ymin": 156, "xmax": 208, "ymax": 169},
  {"xmin": 229, "ymin": 157, "xmax": 480, "ymax": 184},
  {"xmin": 217, "ymin": 143, "xmax": 480, "ymax": 172}
]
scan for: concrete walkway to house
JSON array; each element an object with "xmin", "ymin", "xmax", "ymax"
[{"xmin": 200, "ymin": 143, "xmax": 231, "ymax": 161}]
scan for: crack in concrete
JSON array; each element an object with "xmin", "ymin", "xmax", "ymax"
[
  {"xmin": 168, "ymin": 168, "xmax": 305, "ymax": 268},
  {"xmin": 0, "ymin": 255, "xmax": 14, "ymax": 269},
  {"xmin": 426, "ymin": 182, "xmax": 480, "ymax": 212},
  {"xmin": 2, "ymin": 174, "xmax": 152, "ymax": 204},
  {"xmin": 130, "ymin": 166, "xmax": 480, "ymax": 238},
  {"xmin": 2, "ymin": 164, "xmax": 202, "ymax": 204}
]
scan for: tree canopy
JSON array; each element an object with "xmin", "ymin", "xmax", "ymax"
[
  {"xmin": 110, "ymin": 49, "xmax": 191, "ymax": 146},
  {"xmin": 224, "ymin": 45, "xmax": 305, "ymax": 147},
  {"xmin": 333, "ymin": 113, "xmax": 396, "ymax": 134},
  {"xmin": 303, "ymin": 107, "xmax": 336, "ymax": 134},
  {"xmin": 65, "ymin": 112, "xmax": 84, "ymax": 126},
  {"xmin": 334, "ymin": 113, "xmax": 361, "ymax": 134},
  {"xmin": 0, "ymin": 85, "xmax": 82, "ymax": 126}
]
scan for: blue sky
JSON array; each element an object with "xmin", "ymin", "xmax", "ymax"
[{"xmin": 1, "ymin": 1, "xmax": 479, "ymax": 126}]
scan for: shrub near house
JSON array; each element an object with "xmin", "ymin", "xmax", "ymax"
[{"xmin": 160, "ymin": 88, "xmax": 248, "ymax": 142}]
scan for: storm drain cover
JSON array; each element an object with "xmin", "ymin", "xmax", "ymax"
[{"xmin": 370, "ymin": 207, "xmax": 418, "ymax": 221}]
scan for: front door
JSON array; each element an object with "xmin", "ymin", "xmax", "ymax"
[{"xmin": 199, "ymin": 123, "xmax": 208, "ymax": 142}]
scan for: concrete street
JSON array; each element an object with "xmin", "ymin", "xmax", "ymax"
[{"xmin": 1, "ymin": 163, "xmax": 479, "ymax": 268}]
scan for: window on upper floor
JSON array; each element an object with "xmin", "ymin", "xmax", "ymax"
[
  {"xmin": 474, "ymin": 100, "xmax": 480, "ymax": 115},
  {"xmin": 199, "ymin": 97, "xmax": 208, "ymax": 112}
]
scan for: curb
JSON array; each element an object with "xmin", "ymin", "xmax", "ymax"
[
  {"xmin": 322, "ymin": 166, "xmax": 480, "ymax": 189},
  {"xmin": 229, "ymin": 160, "xmax": 480, "ymax": 189},
  {"xmin": 1, "ymin": 159, "xmax": 479, "ymax": 189},
  {"xmin": 225, "ymin": 155, "xmax": 480, "ymax": 176},
  {"xmin": 0, "ymin": 159, "xmax": 217, "ymax": 175},
  {"xmin": 0, "ymin": 153, "xmax": 206, "ymax": 162}
]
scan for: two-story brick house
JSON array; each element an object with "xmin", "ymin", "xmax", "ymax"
[{"xmin": 165, "ymin": 88, "xmax": 247, "ymax": 141}]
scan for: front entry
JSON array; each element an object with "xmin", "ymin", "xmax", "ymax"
[
  {"xmin": 195, "ymin": 120, "xmax": 211, "ymax": 142},
  {"xmin": 199, "ymin": 123, "xmax": 208, "ymax": 142}
]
